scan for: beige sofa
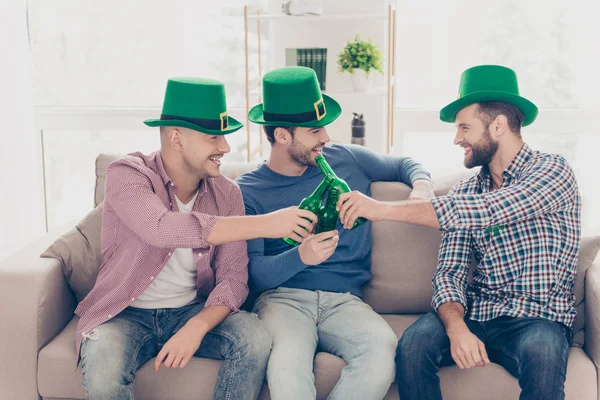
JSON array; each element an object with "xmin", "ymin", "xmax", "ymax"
[{"xmin": 1, "ymin": 153, "xmax": 600, "ymax": 400}]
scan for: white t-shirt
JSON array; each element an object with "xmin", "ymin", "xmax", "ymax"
[{"xmin": 131, "ymin": 192, "xmax": 199, "ymax": 309}]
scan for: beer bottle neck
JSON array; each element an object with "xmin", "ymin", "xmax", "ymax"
[
  {"xmin": 311, "ymin": 178, "xmax": 331, "ymax": 199},
  {"xmin": 316, "ymin": 155, "xmax": 337, "ymax": 180}
]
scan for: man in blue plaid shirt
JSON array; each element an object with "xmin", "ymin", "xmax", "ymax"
[{"xmin": 336, "ymin": 65, "xmax": 581, "ymax": 400}]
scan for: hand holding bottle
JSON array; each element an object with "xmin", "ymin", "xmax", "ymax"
[
  {"xmin": 264, "ymin": 206, "xmax": 317, "ymax": 242},
  {"xmin": 283, "ymin": 177, "xmax": 331, "ymax": 246},
  {"xmin": 337, "ymin": 190, "xmax": 385, "ymax": 229},
  {"xmin": 298, "ymin": 230, "xmax": 339, "ymax": 266}
]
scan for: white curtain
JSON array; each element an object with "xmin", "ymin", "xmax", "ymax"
[{"xmin": 0, "ymin": 1, "xmax": 45, "ymax": 261}]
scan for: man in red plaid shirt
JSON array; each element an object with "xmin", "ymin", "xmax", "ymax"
[{"xmin": 76, "ymin": 78, "xmax": 319, "ymax": 400}]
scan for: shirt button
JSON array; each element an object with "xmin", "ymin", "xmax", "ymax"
[
  {"xmin": 108, "ymin": 314, "xmax": 112, "ymax": 318},
  {"xmin": 168, "ymin": 252, "xmax": 172, "ymax": 256},
  {"xmin": 131, "ymin": 298, "xmax": 135, "ymax": 302},
  {"xmin": 150, "ymin": 276, "xmax": 155, "ymax": 280}
]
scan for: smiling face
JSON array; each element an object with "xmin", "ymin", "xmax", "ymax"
[
  {"xmin": 163, "ymin": 126, "xmax": 231, "ymax": 179},
  {"xmin": 287, "ymin": 126, "xmax": 330, "ymax": 167},
  {"xmin": 454, "ymin": 104, "xmax": 499, "ymax": 169}
]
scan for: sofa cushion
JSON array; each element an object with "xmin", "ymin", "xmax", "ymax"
[
  {"xmin": 41, "ymin": 204, "xmax": 104, "ymax": 302},
  {"xmin": 572, "ymin": 236, "xmax": 600, "ymax": 346},
  {"xmin": 36, "ymin": 317, "xmax": 358, "ymax": 400},
  {"xmin": 37, "ymin": 315, "xmax": 596, "ymax": 400},
  {"xmin": 94, "ymin": 153, "xmax": 258, "ymax": 206}
]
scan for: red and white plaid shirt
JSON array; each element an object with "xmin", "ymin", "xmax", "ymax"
[{"xmin": 75, "ymin": 151, "xmax": 249, "ymax": 356}]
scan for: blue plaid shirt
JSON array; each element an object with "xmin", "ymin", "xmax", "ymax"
[{"xmin": 430, "ymin": 143, "xmax": 581, "ymax": 327}]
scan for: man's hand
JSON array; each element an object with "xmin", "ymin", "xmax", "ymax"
[
  {"xmin": 447, "ymin": 325, "xmax": 490, "ymax": 369},
  {"xmin": 154, "ymin": 319, "xmax": 207, "ymax": 372},
  {"xmin": 263, "ymin": 206, "xmax": 317, "ymax": 242},
  {"xmin": 409, "ymin": 179, "xmax": 435, "ymax": 200},
  {"xmin": 437, "ymin": 302, "xmax": 489, "ymax": 369},
  {"xmin": 298, "ymin": 230, "xmax": 339, "ymax": 266},
  {"xmin": 336, "ymin": 191, "xmax": 385, "ymax": 229}
]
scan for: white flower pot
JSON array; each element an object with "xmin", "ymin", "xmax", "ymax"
[{"xmin": 350, "ymin": 69, "xmax": 373, "ymax": 92}]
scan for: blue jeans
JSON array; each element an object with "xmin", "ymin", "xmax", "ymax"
[
  {"xmin": 396, "ymin": 312, "xmax": 573, "ymax": 400},
  {"xmin": 253, "ymin": 287, "xmax": 397, "ymax": 400},
  {"xmin": 79, "ymin": 302, "xmax": 272, "ymax": 400}
]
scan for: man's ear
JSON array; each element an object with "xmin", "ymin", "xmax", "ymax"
[
  {"xmin": 168, "ymin": 128, "xmax": 184, "ymax": 150},
  {"xmin": 491, "ymin": 115, "xmax": 508, "ymax": 139},
  {"xmin": 274, "ymin": 127, "xmax": 292, "ymax": 145}
]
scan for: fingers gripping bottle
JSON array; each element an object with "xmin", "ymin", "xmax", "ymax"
[
  {"xmin": 316, "ymin": 188, "xmax": 340, "ymax": 233},
  {"xmin": 282, "ymin": 176, "xmax": 332, "ymax": 246},
  {"xmin": 314, "ymin": 154, "xmax": 366, "ymax": 229}
]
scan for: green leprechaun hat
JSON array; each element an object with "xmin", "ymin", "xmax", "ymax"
[
  {"xmin": 144, "ymin": 77, "xmax": 243, "ymax": 134},
  {"xmin": 248, "ymin": 66, "xmax": 342, "ymax": 127},
  {"xmin": 440, "ymin": 65, "xmax": 538, "ymax": 127}
]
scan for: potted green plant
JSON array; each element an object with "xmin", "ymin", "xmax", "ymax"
[{"xmin": 337, "ymin": 35, "xmax": 384, "ymax": 92}]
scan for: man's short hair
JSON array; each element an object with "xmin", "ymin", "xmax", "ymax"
[
  {"xmin": 263, "ymin": 126, "xmax": 296, "ymax": 144},
  {"xmin": 476, "ymin": 101, "xmax": 524, "ymax": 135}
]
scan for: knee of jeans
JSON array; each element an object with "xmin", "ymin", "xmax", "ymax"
[
  {"xmin": 360, "ymin": 346, "xmax": 396, "ymax": 384},
  {"xmin": 81, "ymin": 337, "xmax": 134, "ymax": 385},
  {"xmin": 520, "ymin": 327, "xmax": 569, "ymax": 366},
  {"xmin": 396, "ymin": 315, "xmax": 444, "ymax": 360},
  {"xmin": 267, "ymin": 339, "xmax": 315, "ymax": 373},
  {"xmin": 361, "ymin": 328, "xmax": 398, "ymax": 359},
  {"xmin": 82, "ymin": 358, "xmax": 133, "ymax": 397},
  {"xmin": 233, "ymin": 314, "xmax": 273, "ymax": 360},
  {"xmin": 267, "ymin": 351, "xmax": 313, "ymax": 381}
]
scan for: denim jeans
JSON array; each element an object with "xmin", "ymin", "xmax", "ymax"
[
  {"xmin": 79, "ymin": 302, "xmax": 272, "ymax": 400},
  {"xmin": 253, "ymin": 287, "xmax": 397, "ymax": 400},
  {"xmin": 396, "ymin": 311, "xmax": 573, "ymax": 400}
]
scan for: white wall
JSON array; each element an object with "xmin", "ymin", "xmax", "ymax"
[
  {"xmin": 0, "ymin": 1, "xmax": 46, "ymax": 260},
  {"xmin": 7, "ymin": 0, "xmax": 599, "ymax": 248}
]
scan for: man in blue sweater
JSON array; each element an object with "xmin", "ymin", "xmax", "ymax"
[{"xmin": 236, "ymin": 67, "xmax": 434, "ymax": 400}]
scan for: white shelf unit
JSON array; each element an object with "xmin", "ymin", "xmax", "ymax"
[
  {"xmin": 247, "ymin": 14, "xmax": 388, "ymax": 21},
  {"xmin": 243, "ymin": 1, "xmax": 397, "ymax": 161}
]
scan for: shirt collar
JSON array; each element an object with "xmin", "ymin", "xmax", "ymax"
[
  {"xmin": 156, "ymin": 152, "xmax": 173, "ymax": 186},
  {"xmin": 476, "ymin": 143, "xmax": 534, "ymax": 188}
]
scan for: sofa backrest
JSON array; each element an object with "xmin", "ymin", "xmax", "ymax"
[{"xmin": 365, "ymin": 173, "xmax": 476, "ymax": 313}]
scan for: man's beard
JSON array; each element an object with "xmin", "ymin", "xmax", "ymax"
[
  {"xmin": 288, "ymin": 138, "xmax": 319, "ymax": 167},
  {"xmin": 465, "ymin": 128, "xmax": 498, "ymax": 169}
]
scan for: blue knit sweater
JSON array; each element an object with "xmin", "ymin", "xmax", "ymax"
[{"xmin": 235, "ymin": 144, "xmax": 431, "ymax": 297}]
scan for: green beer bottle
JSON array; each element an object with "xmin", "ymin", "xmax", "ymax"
[
  {"xmin": 282, "ymin": 176, "xmax": 332, "ymax": 246},
  {"xmin": 316, "ymin": 188, "xmax": 340, "ymax": 233},
  {"xmin": 315, "ymin": 155, "xmax": 366, "ymax": 229}
]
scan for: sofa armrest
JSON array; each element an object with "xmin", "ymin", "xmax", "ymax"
[
  {"xmin": 0, "ymin": 222, "xmax": 78, "ymax": 400},
  {"xmin": 584, "ymin": 259, "xmax": 600, "ymax": 395}
]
